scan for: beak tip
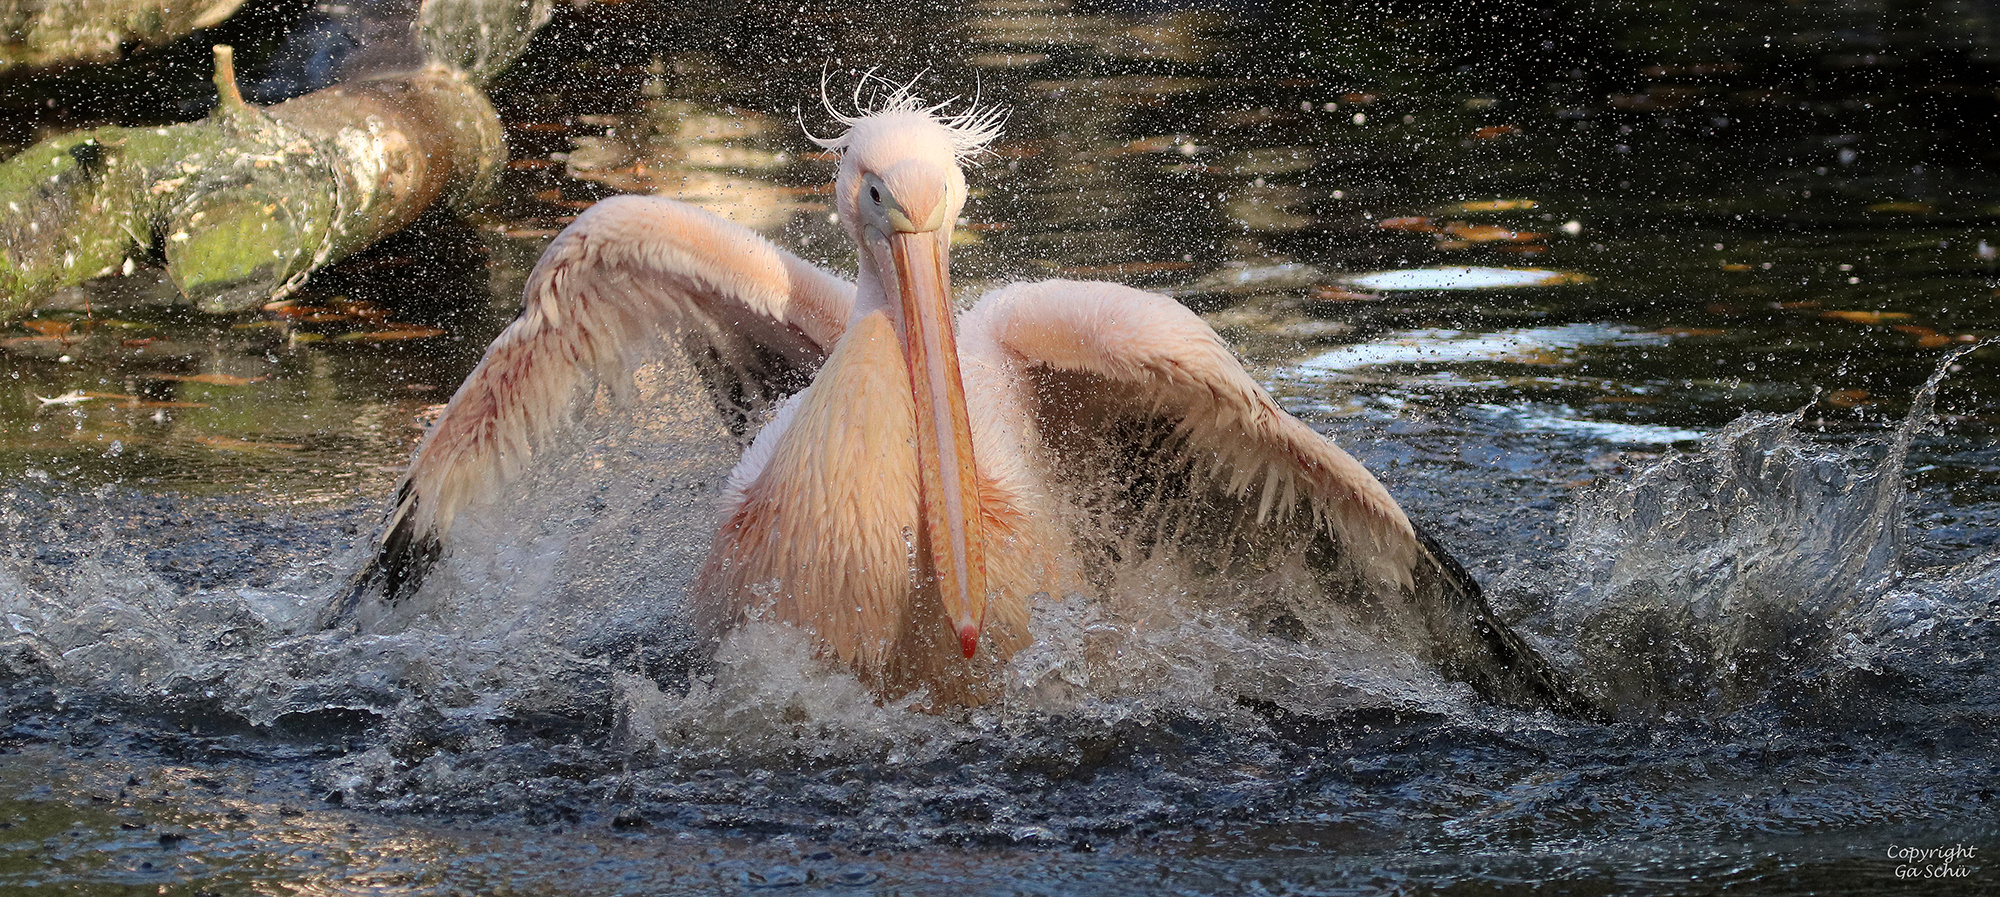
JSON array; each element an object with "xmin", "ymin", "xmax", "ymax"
[{"xmin": 958, "ymin": 623, "xmax": 980, "ymax": 659}]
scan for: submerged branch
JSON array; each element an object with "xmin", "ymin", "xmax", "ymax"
[
  {"xmin": 419, "ymin": 0, "xmax": 558, "ymax": 88},
  {"xmin": 0, "ymin": 44, "xmax": 504, "ymax": 315},
  {"xmin": 0, "ymin": 0, "xmax": 246, "ymax": 74}
]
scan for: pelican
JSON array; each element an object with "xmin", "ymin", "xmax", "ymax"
[{"xmin": 347, "ymin": 81, "xmax": 1579, "ymax": 712}]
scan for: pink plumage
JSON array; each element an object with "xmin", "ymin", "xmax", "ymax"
[{"xmin": 349, "ymin": 81, "xmax": 1583, "ymax": 713}]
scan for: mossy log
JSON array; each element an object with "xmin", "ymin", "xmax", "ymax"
[
  {"xmin": 0, "ymin": 0, "xmax": 247, "ymax": 74},
  {"xmin": 419, "ymin": 0, "xmax": 555, "ymax": 88},
  {"xmin": 0, "ymin": 46, "xmax": 504, "ymax": 314}
]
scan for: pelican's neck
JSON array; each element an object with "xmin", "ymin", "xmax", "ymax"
[
  {"xmin": 849, "ymin": 259, "xmax": 893, "ymax": 331},
  {"xmin": 846, "ymin": 227, "xmax": 954, "ymax": 335}
]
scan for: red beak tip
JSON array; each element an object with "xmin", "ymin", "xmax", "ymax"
[{"xmin": 958, "ymin": 625, "xmax": 980, "ymax": 659}]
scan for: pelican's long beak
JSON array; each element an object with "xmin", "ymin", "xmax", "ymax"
[{"xmin": 888, "ymin": 227, "xmax": 987, "ymax": 659}]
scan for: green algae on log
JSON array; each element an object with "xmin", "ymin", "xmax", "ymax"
[
  {"xmin": 0, "ymin": 45, "xmax": 504, "ymax": 315},
  {"xmin": 419, "ymin": 0, "xmax": 557, "ymax": 87},
  {"xmin": 0, "ymin": 0, "xmax": 246, "ymax": 73}
]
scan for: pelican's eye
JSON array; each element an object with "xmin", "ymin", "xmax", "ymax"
[{"xmin": 869, "ymin": 186, "xmax": 882, "ymax": 204}]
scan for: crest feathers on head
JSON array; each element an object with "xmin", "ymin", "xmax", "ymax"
[{"xmin": 804, "ymin": 68, "xmax": 1005, "ymax": 159}]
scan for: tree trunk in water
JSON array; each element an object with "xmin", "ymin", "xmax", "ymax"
[
  {"xmin": 419, "ymin": 0, "xmax": 555, "ymax": 88},
  {"xmin": 0, "ymin": 45, "xmax": 504, "ymax": 315},
  {"xmin": 0, "ymin": 0, "xmax": 246, "ymax": 73}
]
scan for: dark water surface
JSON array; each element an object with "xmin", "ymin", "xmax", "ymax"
[{"xmin": 3, "ymin": 0, "xmax": 1998, "ymax": 893}]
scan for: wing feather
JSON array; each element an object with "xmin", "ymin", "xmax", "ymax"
[
  {"xmin": 962, "ymin": 279, "xmax": 1587, "ymax": 713},
  {"xmin": 347, "ymin": 195, "xmax": 854, "ymax": 605}
]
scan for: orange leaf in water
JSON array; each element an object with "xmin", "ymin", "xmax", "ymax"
[
  {"xmin": 1822, "ymin": 310, "xmax": 1913, "ymax": 324},
  {"xmin": 334, "ymin": 300, "xmax": 391, "ymax": 323},
  {"xmin": 336, "ymin": 326, "xmax": 448, "ymax": 342},
  {"xmin": 1378, "ymin": 216, "xmax": 1438, "ymax": 233},
  {"xmin": 1443, "ymin": 222, "xmax": 1544, "ymax": 243},
  {"xmin": 1309, "ymin": 286, "xmax": 1381, "ymax": 303},
  {"xmin": 1450, "ymin": 199, "xmax": 1537, "ymax": 213},
  {"xmin": 145, "ymin": 372, "xmax": 268, "ymax": 386},
  {"xmin": 1889, "ymin": 325, "xmax": 1968, "ymax": 347},
  {"xmin": 21, "ymin": 320, "xmax": 72, "ymax": 337}
]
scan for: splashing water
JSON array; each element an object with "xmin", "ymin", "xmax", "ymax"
[
  {"xmin": 0, "ymin": 344, "xmax": 1993, "ymax": 877},
  {"xmin": 1538, "ymin": 346, "xmax": 1989, "ymax": 716}
]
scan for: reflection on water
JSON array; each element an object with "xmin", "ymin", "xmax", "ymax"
[
  {"xmin": 1347, "ymin": 266, "xmax": 1590, "ymax": 290},
  {"xmin": 565, "ymin": 98, "xmax": 811, "ymax": 232},
  {"xmin": 2, "ymin": 0, "xmax": 1998, "ymax": 892},
  {"xmin": 1289, "ymin": 323, "xmax": 1670, "ymax": 376}
]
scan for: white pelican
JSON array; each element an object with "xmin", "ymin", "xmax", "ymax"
[{"xmin": 347, "ymin": 81, "xmax": 1580, "ymax": 712}]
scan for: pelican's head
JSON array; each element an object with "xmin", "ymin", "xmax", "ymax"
[
  {"xmin": 811, "ymin": 77, "xmax": 999, "ymax": 284},
  {"xmin": 830, "ymin": 114, "xmax": 968, "ymax": 242},
  {"xmin": 812, "ymin": 79, "xmax": 1004, "ymax": 660}
]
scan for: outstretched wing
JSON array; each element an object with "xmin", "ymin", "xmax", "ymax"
[
  {"xmin": 961, "ymin": 280, "xmax": 1584, "ymax": 713},
  {"xmin": 354, "ymin": 195, "xmax": 854, "ymax": 603}
]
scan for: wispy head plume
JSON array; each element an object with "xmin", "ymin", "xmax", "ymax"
[{"xmin": 803, "ymin": 67, "xmax": 1006, "ymax": 160}]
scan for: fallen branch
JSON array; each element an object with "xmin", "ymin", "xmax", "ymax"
[
  {"xmin": 0, "ymin": 0, "xmax": 246, "ymax": 74},
  {"xmin": 0, "ymin": 44, "xmax": 504, "ymax": 314}
]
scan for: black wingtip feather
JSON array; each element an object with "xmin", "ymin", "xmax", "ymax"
[
  {"xmin": 324, "ymin": 488, "xmax": 441, "ymax": 629},
  {"xmin": 1411, "ymin": 526, "xmax": 1606, "ymax": 720},
  {"xmin": 374, "ymin": 489, "xmax": 442, "ymax": 600}
]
